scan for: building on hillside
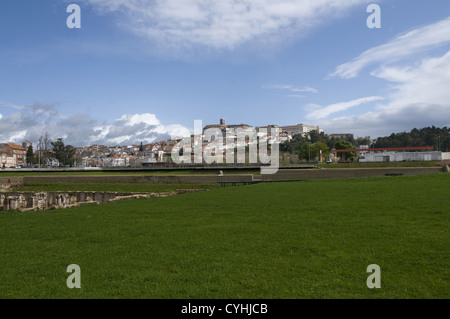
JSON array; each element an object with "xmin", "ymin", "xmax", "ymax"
[
  {"xmin": 280, "ymin": 123, "xmax": 323, "ymax": 136},
  {"xmin": 0, "ymin": 143, "xmax": 26, "ymax": 167},
  {"xmin": 203, "ymin": 120, "xmax": 253, "ymax": 137},
  {"xmin": 256, "ymin": 125, "xmax": 280, "ymax": 134}
]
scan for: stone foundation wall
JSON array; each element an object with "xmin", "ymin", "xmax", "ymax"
[{"xmin": 0, "ymin": 189, "xmax": 204, "ymax": 212}]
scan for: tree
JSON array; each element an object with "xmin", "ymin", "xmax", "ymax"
[
  {"xmin": 280, "ymin": 134, "xmax": 309, "ymax": 154},
  {"xmin": 299, "ymin": 142, "xmax": 330, "ymax": 162},
  {"xmin": 51, "ymin": 138, "xmax": 76, "ymax": 167},
  {"xmin": 38, "ymin": 132, "xmax": 52, "ymax": 167},
  {"xmin": 300, "ymin": 143, "xmax": 321, "ymax": 161},
  {"xmin": 308, "ymin": 130, "xmax": 321, "ymax": 144},
  {"xmin": 334, "ymin": 140, "xmax": 357, "ymax": 162},
  {"xmin": 356, "ymin": 137, "xmax": 371, "ymax": 146},
  {"xmin": 26, "ymin": 146, "xmax": 35, "ymax": 166},
  {"xmin": 373, "ymin": 126, "xmax": 450, "ymax": 151},
  {"xmin": 315, "ymin": 142, "xmax": 330, "ymax": 160}
]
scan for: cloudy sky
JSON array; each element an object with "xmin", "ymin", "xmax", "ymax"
[{"xmin": 1, "ymin": 0, "xmax": 450, "ymax": 146}]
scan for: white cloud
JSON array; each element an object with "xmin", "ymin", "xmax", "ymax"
[
  {"xmin": 263, "ymin": 84, "xmax": 319, "ymax": 94},
  {"xmin": 318, "ymin": 103, "xmax": 450, "ymax": 138},
  {"xmin": 373, "ymin": 51, "xmax": 450, "ymax": 108},
  {"xmin": 82, "ymin": 0, "xmax": 373, "ymax": 50},
  {"xmin": 90, "ymin": 113, "xmax": 191, "ymax": 145},
  {"xmin": 331, "ymin": 16, "xmax": 450, "ymax": 79},
  {"xmin": 117, "ymin": 113, "xmax": 160, "ymax": 126},
  {"xmin": 0, "ymin": 100, "xmax": 24, "ymax": 110},
  {"xmin": 320, "ymin": 50, "xmax": 450, "ymax": 137},
  {"xmin": 306, "ymin": 96, "xmax": 384, "ymax": 120},
  {"xmin": 0, "ymin": 102, "xmax": 191, "ymax": 146}
]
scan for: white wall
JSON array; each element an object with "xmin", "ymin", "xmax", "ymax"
[
  {"xmin": 441, "ymin": 152, "xmax": 450, "ymax": 160},
  {"xmin": 360, "ymin": 151, "xmax": 442, "ymax": 162}
]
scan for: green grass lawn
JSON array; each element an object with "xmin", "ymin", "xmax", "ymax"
[
  {"xmin": 0, "ymin": 161, "xmax": 441, "ymax": 178},
  {"xmin": 1, "ymin": 174, "xmax": 449, "ymax": 299}
]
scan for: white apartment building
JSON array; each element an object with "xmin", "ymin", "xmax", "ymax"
[{"xmin": 280, "ymin": 124, "xmax": 323, "ymax": 136}]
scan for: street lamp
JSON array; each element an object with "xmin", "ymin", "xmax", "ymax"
[{"xmin": 308, "ymin": 143, "xmax": 311, "ymax": 163}]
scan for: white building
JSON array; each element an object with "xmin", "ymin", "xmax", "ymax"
[
  {"xmin": 280, "ymin": 124, "xmax": 323, "ymax": 136},
  {"xmin": 358, "ymin": 148, "xmax": 449, "ymax": 162}
]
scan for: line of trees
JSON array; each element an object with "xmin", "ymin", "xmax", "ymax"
[
  {"xmin": 280, "ymin": 131, "xmax": 363, "ymax": 162},
  {"xmin": 280, "ymin": 126, "xmax": 449, "ymax": 162},
  {"xmin": 373, "ymin": 126, "xmax": 450, "ymax": 151},
  {"xmin": 26, "ymin": 134, "xmax": 76, "ymax": 167}
]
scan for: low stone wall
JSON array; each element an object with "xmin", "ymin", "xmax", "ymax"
[{"xmin": 0, "ymin": 189, "xmax": 204, "ymax": 212}]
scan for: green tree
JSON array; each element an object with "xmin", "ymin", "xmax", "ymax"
[
  {"xmin": 51, "ymin": 138, "xmax": 76, "ymax": 167},
  {"xmin": 315, "ymin": 142, "xmax": 330, "ymax": 160},
  {"xmin": 280, "ymin": 134, "xmax": 309, "ymax": 154},
  {"xmin": 308, "ymin": 130, "xmax": 321, "ymax": 144},
  {"xmin": 299, "ymin": 142, "xmax": 330, "ymax": 162},
  {"xmin": 334, "ymin": 140, "xmax": 357, "ymax": 162},
  {"xmin": 356, "ymin": 137, "xmax": 371, "ymax": 146},
  {"xmin": 26, "ymin": 145, "xmax": 35, "ymax": 166},
  {"xmin": 300, "ymin": 143, "xmax": 318, "ymax": 161},
  {"xmin": 373, "ymin": 126, "xmax": 450, "ymax": 149}
]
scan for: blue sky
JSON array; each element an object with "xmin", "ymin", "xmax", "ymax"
[{"xmin": 1, "ymin": 0, "xmax": 450, "ymax": 146}]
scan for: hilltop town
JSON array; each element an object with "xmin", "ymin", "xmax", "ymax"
[
  {"xmin": 0, "ymin": 120, "xmax": 326, "ymax": 168},
  {"xmin": 1, "ymin": 120, "xmax": 449, "ymax": 169}
]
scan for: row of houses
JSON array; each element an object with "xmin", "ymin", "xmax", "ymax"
[
  {"xmin": 77, "ymin": 140, "xmax": 176, "ymax": 168},
  {"xmin": 0, "ymin": 143, "xmax": 27, "ymax": 168}
]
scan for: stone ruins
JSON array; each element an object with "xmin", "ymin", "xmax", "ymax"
[{"xmin": 0, "ymin": 189, "xmax": 204, "ymax": 212}]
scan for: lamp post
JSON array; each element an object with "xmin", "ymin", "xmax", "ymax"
[{"xmin": 308, "ymin": 143, "xmax": 312, "ymax": 163}]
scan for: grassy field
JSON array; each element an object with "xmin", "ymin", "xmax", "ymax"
[
  {"xmin": 0, "ymin": 161, "xmax": 441, "ymax": 177},
  {"xmin": 1, "ymin": 173, "xmax": 449, "ymax": 299}
]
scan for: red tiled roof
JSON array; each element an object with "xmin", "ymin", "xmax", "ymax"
[{"xmin": 6, "ymin": 143, "xmax": 26, "ymax": 151}]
